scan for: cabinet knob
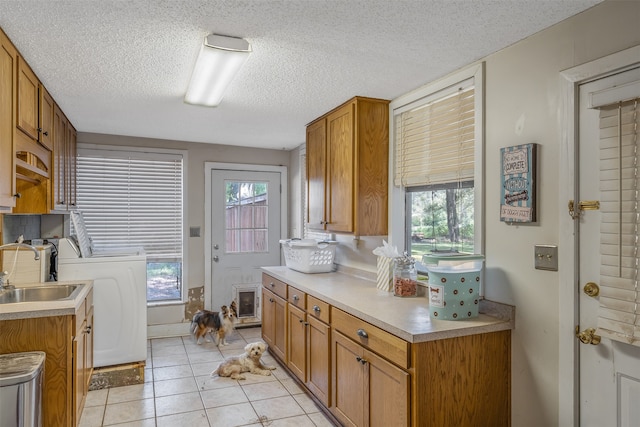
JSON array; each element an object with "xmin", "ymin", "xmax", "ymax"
[
  {"xmin": 356, "ymin": 356, "xmax": 367, "ymax": 365},
  {"xmin": 269, "ymin": 298, "xmax": 274, "ymax": 303},
  {"xmin": 356, "ymin": 329, "xmax": 368, "ymax": 338},
  {"xmin": 85, "ymin": 325, "xmax": 92, "ymax": 334},
  {"xmin": 43, "ymin": 131, "xmax": 48, "ymax": 136},
  {"xmin": 270, "ymin": 282, "xmax": 275, "ymax": 287},
  {"xmin": 13, "ymin": 193, "xmax": 21, "ymax": 198},
  {"xmin": 293, "ymin": 295, "xmax": 299, "ymax": 301},
  {"xmin": 313, "ymin": 305, "xmax": 321, "ymax": 312}
]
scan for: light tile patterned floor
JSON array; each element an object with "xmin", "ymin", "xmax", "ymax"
[{"xmin": 79, "ymin": 327, "xmax": 337, "ymax": 426}]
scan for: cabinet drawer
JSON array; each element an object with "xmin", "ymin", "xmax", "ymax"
[
  {"xmin": 307, "ymin": 295, "xmax": 330, "ymax": 324},
  {"xmin": 262, "ymin": 273, "xmax": 287, "ymax": 299},
  {"xmin": 331, "ymin": 307, "xmax": 410, "ymax": 369},
  {"xmin": 288, "ymin": 286, "xmax": 306, "ymax": 309}
]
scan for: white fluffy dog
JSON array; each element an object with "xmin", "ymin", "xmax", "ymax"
[{"xmin": 212, "ymin": 342, "xmax": 276, "ymax": 380}]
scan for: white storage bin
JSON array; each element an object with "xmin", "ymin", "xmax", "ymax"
[{"xmin": 280, "ymin": 239, "xmax": 337, "ymax": 273}]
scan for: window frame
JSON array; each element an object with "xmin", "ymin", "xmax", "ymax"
[
  {"xmin": 388, "ymin": 63, "xmax": 485, "ymax": 257},
  {"xmin": 76, "ymin": 143, "xmax": 189, "ymax": 306}
]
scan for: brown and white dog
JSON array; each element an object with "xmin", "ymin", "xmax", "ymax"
[
  {"xmin": 211, "ymin": 341, "xmax": 276, "ymax": 380},
  {"xmin": 191, "ymin": 301, "xmax": 237, "ymax": 346}
]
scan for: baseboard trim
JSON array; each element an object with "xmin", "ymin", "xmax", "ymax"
[{"xmin": 147, "ymin": 322, "xmax": 191, "ymax": 338}]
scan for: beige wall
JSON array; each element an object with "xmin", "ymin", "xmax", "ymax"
[{"xmin": 478, "ymin": 1, "xmax": 639, "ymax": 426}]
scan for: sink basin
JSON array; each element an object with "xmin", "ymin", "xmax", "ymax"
[{"xmin": 0, "ymin": 284, "xmax": 82, "ymax": 304}]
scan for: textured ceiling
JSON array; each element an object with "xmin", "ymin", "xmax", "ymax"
[{"xmin": 0, "ymin": 0, "xmax": 603, "ymax": 150}]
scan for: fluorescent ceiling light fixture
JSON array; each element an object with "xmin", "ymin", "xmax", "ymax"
[{"xmin": 184, "ymin": 34, "xmax": 251, "ymax": 107}]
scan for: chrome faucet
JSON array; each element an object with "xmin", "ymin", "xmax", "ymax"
[
  {"xmin": 0, "ymin": 242, "xmax": 40, "ymax": 260},
  {"xmin": 0, "ymin": 242, "xmax": 40, "ymax": 290}
]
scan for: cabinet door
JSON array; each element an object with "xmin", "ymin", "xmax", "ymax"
[
  {"xmin": 16, "ymin": 57, "xmax": 39, "ymax": 141},
  {"xmin": 332, "ymin": 330, "xmax": 365, "ymax": 427},
  {"xmin": 287, "ymin": 303, "xmax": 306, "ymax": 382},
  {"xmin": 66, "ymin": 122, "xmax": 77, "ymax": 209},
  {"xmin": 365, "ymin": 349, "xmax": 410, "ymax": 427},
  {"xmin": 306, "ymin": 118, "xmax": 326, "ymax": 230},
  {"xmin": 74, "ymin": 319, "xmax": 86, "ymax": 423},
  {"xmin": 307, "ymin": 315, "xmax": 331, "ymax": 407},
  {"xmin": 262, "ymin": 288, "xmax": 287, "ymax": 361},
  {"xmin": 0, "ymin": 31, "xmax": 16, "ymax": 209},
  {"xmin": 326, "ymin": 103, "xmax": 354, "ymax": 233},
  {"xmin": 39, "ymin": 85, "xmax": 53, "ymax": 150},
  {"xmin": 52, "ymin": 104, "xmax": 67, "ymax": 210}
]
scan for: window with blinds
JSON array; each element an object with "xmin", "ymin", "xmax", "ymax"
[
  {"xmin": 597, "ymin": 98, "xmax": 640, "ymax": 346},
  {"xmin": 394, "ymin": 78, "xmax": 478, "ymax": 256},
  {"xmin": 75, "ymin": 146, "xmax": 184, "ymax": 302},
  {"xmin": 395, "ymin": 81, "xmax": 475, "ymax": 187}
]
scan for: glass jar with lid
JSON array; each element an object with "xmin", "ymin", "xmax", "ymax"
[{"xmin": 393, "ymin": 255, "xmax": 418, "ymax": 297}]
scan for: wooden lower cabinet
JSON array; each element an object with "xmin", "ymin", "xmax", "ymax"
[
  {"xmin": 261, "ymin": 286, "xmax": 287, "ymax": 361},
  {"xmin": 332, "ymin": 330, "xmax": 410, "ymax": 427},
  {"xmin": 306, "ymin": 315, "xmax": 331, "ymax": 406},
  {"xmin": 0, "ymin": 288, "xmax": 94, "ymax": 427},
  {"xmin": 261, "ymin": 273, "xmax": 511, "ymax": 427}
]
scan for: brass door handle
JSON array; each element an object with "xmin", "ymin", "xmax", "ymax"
[
  {"xmin": 576, "ymin": 327, "xmax": 601, "ymax": 345},
  {"xmin": 583, "ymin": 282, "xmax": 600, "ymax": 297}
]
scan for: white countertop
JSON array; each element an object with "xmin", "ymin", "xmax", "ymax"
[
  {"xmin": 262, "ymin": 266, "xmax": 514, "ymax": 343},
  {"xmin": 0, "ymin": 280, "xmax": 94, "ymax": 320}
]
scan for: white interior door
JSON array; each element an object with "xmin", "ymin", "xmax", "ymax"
[
  {"xmin": 578, "ymin": 68, "xmax": 640, "ymax": 427},
  {"xmin": 207, "ymin": 167, "xmax": 283, "ymax": 312}
]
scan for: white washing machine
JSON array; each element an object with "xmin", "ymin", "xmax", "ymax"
[{"xmin": 57, "ymin": 237, "xmax": 147, "ymax": 368}]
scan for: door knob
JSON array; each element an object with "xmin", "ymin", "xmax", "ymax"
[
  {"xmin": 583, "ymin": 282, "xmax": 600, "ymax": 297},
  {"xmin": 576, "ymin": 327, "xmax": 601, "ymax": 345},
  {"xmin": 213, "ymin": 255, "xmax": 219, "ymax": 262}
]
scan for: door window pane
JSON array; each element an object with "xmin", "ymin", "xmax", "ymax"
[{"xmin": 225, "ymin": 181, "xmax": 269, "ymax": 253}]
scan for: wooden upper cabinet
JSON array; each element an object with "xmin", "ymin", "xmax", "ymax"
[
  {"xmin": 39, "ymin": 85, "xmax": 54, "ymax": 150},
  {"xmin": 16, "ymin": 56, "xmax": 39, "ymax": 141},
  {"xmin": 306, "ymin": 96, "xmax": 389, "ymax": 236},
  {"xmin": 0, "ymin": 29, "xmax": 17, "ymax": 209},
  {"xmin": 306, "ymin": 118, "xmax": 327, "ymax": 230}
]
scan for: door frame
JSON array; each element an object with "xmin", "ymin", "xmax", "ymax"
[
  {"xmin": 558, "ymin": 45, "xmax": 640, "ymax": 427},
  {"xmin": 204, "ymin": 162, "xmax": 288, "ymax": 311}
]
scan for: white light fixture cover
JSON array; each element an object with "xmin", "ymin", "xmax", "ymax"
[{"xmin": 184, "ymin": 34, "xmax": 251, "ymax": 107}]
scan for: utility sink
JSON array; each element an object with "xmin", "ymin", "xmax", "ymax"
[{"xmin": 0, "ymin": 284, "xmax": 83, "ymax": 304}]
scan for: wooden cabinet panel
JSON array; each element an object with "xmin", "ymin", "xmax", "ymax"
[
  {"xmin": 332, "ymin": 330, "xmax": 365, "ymax": 427},
  {"xmin": 39, "ymin": 85, "xmax": 54, "ymax": 150},
  {"xmin": 261, "ymin": 286, "xmax": 287, "ymax": 361},
  {"xmin": 307, "ymin": 315, "xmax": 331, "ymax": 407},
  {"xmin": 411, "ymin": 331, "xmax": 511, "ymax": 427},
  {"xmin": 366, "ymin": 348, "xmax": 409, "ymax": 427},
  {"xmin": 326, "ymin": 103, "xmax": 354, "ymax": 232},
  {"xmin": 332, "ymin": 307, "xmax": 409, "ymax": 369},
  {"xmin": 0, "ymin": 29, "xmax": 17, "ymax": 209},
  {"xmin": 0, "ymin": 315, "xmax": 73, "ymax": 427},
  {"xmin": 16, "ymin": 56, "xmax": 38, "ymax": 141},
  {"xmin": 306, "ymin": 118, "xmax": 326, "ymax": 230},
  {"xmin": 287, "ymin": 303, "xmax": 306, "ymax": 381}
]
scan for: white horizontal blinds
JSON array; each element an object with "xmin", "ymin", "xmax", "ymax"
[
  {"xmin": 597, "ymin": 99, "xmax": 640, "ymax": 346},
  {"xmin": 75, "ymin": 149, "xmax": 183, "ymax": 260},
  {"xmin": 395, "ymin": 85, "xmax": 475, "ymax": 187}
]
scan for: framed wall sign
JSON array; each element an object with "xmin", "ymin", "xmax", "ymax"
[{"xmin": 500, "ymin": 143, "xmax": 537, "ymax": 223}]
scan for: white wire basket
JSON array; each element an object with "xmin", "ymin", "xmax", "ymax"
[{"xmin": 280, "ymin": 239, "xmax": 337, "ymax": 273}]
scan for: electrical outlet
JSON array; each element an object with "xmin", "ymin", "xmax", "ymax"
[{"xmin": 534, "ymin": 245, "xmax": 558, "ymax": 271}]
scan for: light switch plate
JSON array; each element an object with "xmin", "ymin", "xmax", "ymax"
[
  {"xmin": 534, "ymin": 245, "xmax": 558, "ymax": 271},
  {"xmin": 190, "ymin": 226, "xmax": 201, "ymax": 237}
]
